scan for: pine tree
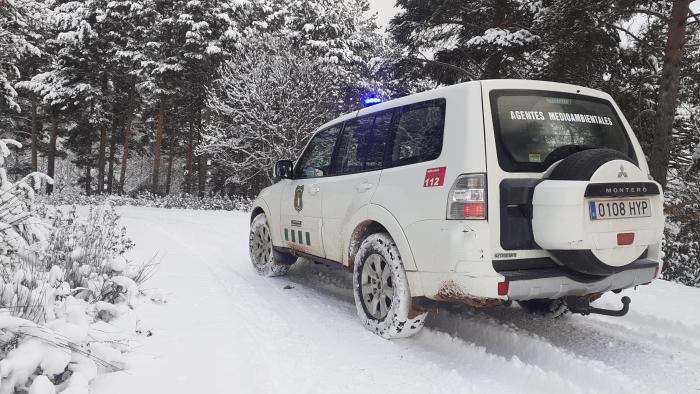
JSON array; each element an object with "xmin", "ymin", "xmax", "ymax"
[
  {"xmin": 200, "ymin": 0, "xmax": 389, "ymax": 192},
  {"xmin": 390, "ymin": 0, "xmax": 540, "ymax": 82},
  {"xmin": 135, "ymin": 0, "xmax": 244, "ymax": 195},
  {"xmin": 0, "ymin": 1, "xmax": 45, "ymax": 115}
]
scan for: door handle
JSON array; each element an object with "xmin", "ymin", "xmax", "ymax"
[
  {"xmin": 356, "ymin": 181, "xmax": 374, "ymax": 193},
  {"xmin": 309, "ymin": 184, "xmax": 320, "ymax": 195}
]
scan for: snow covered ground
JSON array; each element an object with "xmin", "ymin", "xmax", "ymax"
[{"xmin": 91, "ymin": 207, "xmax": 700, "ymax": 394}]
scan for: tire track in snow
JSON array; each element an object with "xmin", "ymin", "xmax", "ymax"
[
  {"xmin": 437, "ymin": 305, "xmax": 698, "ymax": 393},
  {"xmin": 113, "ymin": 209, "xmax": 281, "ymax": 393},
  {"xmin": 148, "ymin": 213, "xmax": 588, "ymax": 393},
  {"xmin": 283, "ymin": 262, "xmax": 590, "ymax": 393},
  {"xmin": 289, "ymin": 261, "xmax": 653, "ymax": 394},
  {"xmin": 428, "ymin": 309, "xmax": 663, "ymax": 393},
  {"xmin": 112, "ymin": 208, "xmax": 699, "ymax": 394},
  {"xmin": 585, "ymin": 314, "xmax": 700, "ymax": 364},
  {"xmin": 183, "ymin": 220, "xmax": 502, "ymax": 393},
  {"xmin": 141, "ymin": 211, "xmax": 329, "ymax": 394},
  {"xmin": 591, "ymin": 309, "xmax": 700, "ymax": 354}
]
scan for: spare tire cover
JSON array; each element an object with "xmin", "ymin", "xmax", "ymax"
[{"xmin": 531, "ymin": 149, "xmax": 664, "ymax": 276}]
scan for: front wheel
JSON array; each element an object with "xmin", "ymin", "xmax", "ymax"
[
  {"xmin": 249, "ymin": 213, "xmax": 293, "ymax": 277},
  {"xmin": 353, "ymin": 233, "xmax": 427, "ymax": 339}
]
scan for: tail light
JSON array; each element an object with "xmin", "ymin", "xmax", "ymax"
[
  {"xmin": 497, "ymin": 281, "xmax": 509, "ymax": 296},
  {"xmin": 447, "ymin": 173, "xmax": 487, "ymax": 219},
  {"xmin": 617, "ymin": 232, "xmax": 635, "ymax": 246}
]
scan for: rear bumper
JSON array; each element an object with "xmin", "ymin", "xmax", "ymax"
[
  {"xmin": 502, "ymin": 259, "xmax": 658, "ymax": 301},
  {"xmin": 407, "ymin": 259, "xmax": 659, "ymax": 302}
]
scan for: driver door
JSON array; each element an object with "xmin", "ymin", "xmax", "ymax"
[{"xmin": 280, "ymin": 124, "xmax": 342, "ymax": 258}]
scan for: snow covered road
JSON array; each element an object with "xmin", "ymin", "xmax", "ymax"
[{"xmin": 92, "ymin": 207, "xmax": 700, "ymax": 394}]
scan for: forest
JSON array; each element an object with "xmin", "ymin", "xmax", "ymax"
[{"xmin": 1, "ymin": 0, "xmax": 699, "ymax": 280}]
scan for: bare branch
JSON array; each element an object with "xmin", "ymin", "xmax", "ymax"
[
  {"xmin": 611, "ymin": 24, "xmax": 665, "ymax": 53},
  {"xmin": 404, "ymin": 56, "xmax": 476, "ymax": 80},
  {"xmin": 628, "ymin": 8, "xmax": 671, "ymax": 23},
  {"xmin": 688, "ymin": 11, "xmax": 700, "ymax": 25}
]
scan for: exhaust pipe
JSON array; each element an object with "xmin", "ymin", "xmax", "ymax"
[{"xmin": 566, "ymin": 296, "xmax": 631, "ymax": 317}]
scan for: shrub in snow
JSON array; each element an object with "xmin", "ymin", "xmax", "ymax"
[
  {"xmin": 663, "ymin": 227, "xmax": 700, "ymax": 287},
  {"xmin": 663, "ymin": 208, "xmax": 700, "ymax": 287},
  {"xmin": 662, "ymin": 173, "xmax": 700, "ymax": 288},
  {"xmin": 0, "ymin": 297, "xmax": 131, "ymax": 394},
  {"xmin": 0, "ymin": 140, "xmax": 53, "ymax": 257},
  {"xmin": 0, "ymin": 141, "xmax": 152, "ymax": 393},
  {"xmin": 41, "ymin": 206, "xmax": 137, "ymax": 305},
  {"xmin": 40, "ymin": 190, "xmax": 251, "ymax": 212}
]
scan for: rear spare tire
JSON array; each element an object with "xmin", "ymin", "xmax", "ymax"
[
  {"xmin": 548, "ymin": 149, "xmax": 633, "ymax": 181},
  {"xmin": 531, "ymin": 148, "xmax": 664, "ymax": 276}
]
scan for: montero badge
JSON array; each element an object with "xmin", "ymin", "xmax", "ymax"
[{"xmin": 294, "ymin": 185, "xmax": 304, "ymax": 212}]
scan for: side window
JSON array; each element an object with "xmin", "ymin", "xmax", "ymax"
[
  {"xmin": 390, "ymin": 99, "xmax": 446, "ymax": 166},
  {"xmin": 295, "ymin": 125, "xmax": 342, "ymax": 179},
  {"xmin": 334, "ymin": 117, "xmax": 374, "ymax": 175},
  {"xmin": 366, "ymin": 111, "xmax": 394, "ymax": 169},
  {"xmin": 333, "ymin": 110, "xmax": 394, "ymax": 175}
]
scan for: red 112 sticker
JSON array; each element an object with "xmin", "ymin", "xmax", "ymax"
[{"xmin": 424, "ymin": 167, "xmax": 446, "ymax": 188}]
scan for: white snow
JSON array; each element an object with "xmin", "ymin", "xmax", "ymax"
[
  {"xmin": 28, "ymin": 375, "xmax": 55, "ymax": 394},
  {"xmin": 109, "ymin": 276, "xmax": 139, "ymax": 307},
  {"xmin": 466, "ymin": 28, "xmax": 539, "ymax": 48},
  {"xmin": 89, "ymin": 207, "xmax": 700, "ymax": 393}
]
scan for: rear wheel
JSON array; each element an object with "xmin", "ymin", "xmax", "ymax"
[
  {"xmin": 249, "ymin": 213, "xmax": 293, "ymax": 277},
  {"xmin": 518, "ymin": 298, "xmax": 569, "ymax": 318},
  {"xmin": 353, "ymin": 233, "xmax": 427, "ymax": 339}
]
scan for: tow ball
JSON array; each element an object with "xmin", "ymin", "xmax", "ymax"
[{"xmin": 566, "ymin": 296, "xmax": 631, "ymax": 317}]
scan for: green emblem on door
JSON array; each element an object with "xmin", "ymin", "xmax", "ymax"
[{"xmin": 294, "ymin": 185, "xmax": 304, "ymax": 212}]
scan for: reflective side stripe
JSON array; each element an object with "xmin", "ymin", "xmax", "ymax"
[{"xmin": 285, "ymin": 229, "xmax": 311, "ymax": 246}]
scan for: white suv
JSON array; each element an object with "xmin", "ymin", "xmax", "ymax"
[{"xmin": 249, "ymin": 80, "xmax": 665, "ymax": 339}]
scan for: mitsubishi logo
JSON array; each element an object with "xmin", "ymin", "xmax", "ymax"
[{"xmin": 618, "ymin": 165, "xmax": 628, "ymax": 179}]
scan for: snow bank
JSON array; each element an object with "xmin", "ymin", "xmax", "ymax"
[
  {"xmin": 0, "ymin": 141, "xmax": 160, "ymax": 393},
  {"xmin": 39, "ymin": 191, "xmax": 251, "ymax": 212},
  {"xmin": 0, "ymin": 290, "xmax": 152, "ymax": 393}
]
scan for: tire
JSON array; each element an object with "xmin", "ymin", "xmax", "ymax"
[
  {"xmin": 353, "ymin": 233, "xmax": 427, "ymax": 339},
  {"xmin": 548, "ymin": 148, "xmax": 634, "ymax": 181},
  {"xmin": 249, "ymin": 213, "xmax": 293, "ymax": 277},
  {"xmin": 545, "ymin": 148, "xmax": 640, "ymax": 276},
  {"xmin": 518, "ymin": 298, "xmax": 570, "ymax": 319}
]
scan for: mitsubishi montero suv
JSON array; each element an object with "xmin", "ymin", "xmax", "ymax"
[{"xmin": 249, "ymin": 80, "xmax": 665, "ymax": 339}]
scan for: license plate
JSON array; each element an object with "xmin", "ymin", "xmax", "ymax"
[{"xmin": 589, "ymin": 199, "xmax": 651, "ymax": 220}]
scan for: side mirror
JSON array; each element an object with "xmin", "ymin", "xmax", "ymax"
[{"xmin": 274, "ymin": 160, "xmax": 294, "ymax": 180}]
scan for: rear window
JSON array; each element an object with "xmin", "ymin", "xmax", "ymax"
[{"xmin": 490, "ymin": 90, "xmax": 636, "ymax": 172}]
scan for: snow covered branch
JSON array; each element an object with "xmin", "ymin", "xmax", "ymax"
[{"xmin": 199, "ymin": 37, "xmax": 344, "ymax": 186}]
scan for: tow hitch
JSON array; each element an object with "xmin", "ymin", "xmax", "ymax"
[{"xmin": 566, "ymin": 296, "xmax": 631, "ymax": 317}]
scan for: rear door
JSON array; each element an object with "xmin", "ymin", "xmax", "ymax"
[
  {"xmin": 321, "ymin": 110, "xmax": 395, "ymax": 263},
  {"xmin": 481, "ymin": 80, "xmax": 653, "ymax": 266},
  {"xmin": 281, "ymin": 125, "xmax": 342, "ymax": 257}
]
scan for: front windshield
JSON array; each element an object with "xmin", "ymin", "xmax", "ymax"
[{"xmin": 491, "ymin": 90, "xmax": 636, "ymax": 172}]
